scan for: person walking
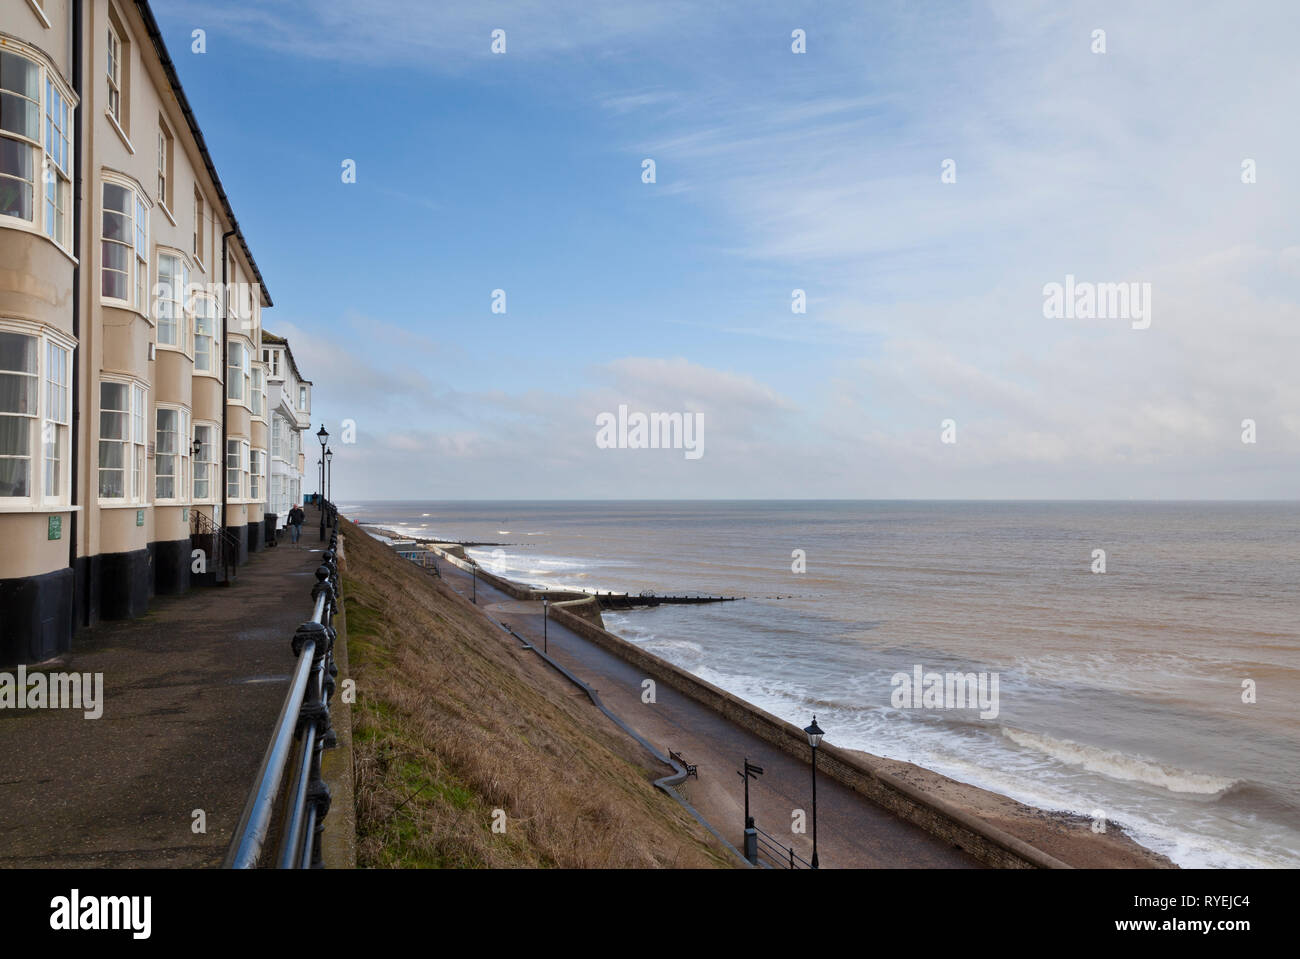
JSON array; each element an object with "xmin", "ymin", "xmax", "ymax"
[{"xmin": 288, "ymin": 503, "xmax": 305, "ymax": 546}]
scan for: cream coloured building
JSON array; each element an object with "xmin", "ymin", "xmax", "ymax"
[{"xmin": 0, "ymin": 0, "xmax": 307, "ymax": 664}]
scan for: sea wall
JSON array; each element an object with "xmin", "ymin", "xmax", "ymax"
[
  {"xmin": 426, "ymin": 542, "xmax": 1064, "ymax": 868},
  {"xmin": 430, "ymin": 545, "xmax": 606, "ymax": 628},
  {"xmin": 545, "ymin": 605, "xmax": 1070, "ymax": 870}
]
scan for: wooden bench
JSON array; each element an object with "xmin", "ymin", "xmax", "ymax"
[{"xmin": 669, "ymin": 749, "xmax": 698, "ymax": 779}]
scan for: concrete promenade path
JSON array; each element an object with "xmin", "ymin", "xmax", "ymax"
[
  {"xmin": 0, "ymin": 516, "xmax": 332, "ymax": 868},
  {"xmin": 438, "ymin": 560, "xmax": 980, "ymax": 869}
]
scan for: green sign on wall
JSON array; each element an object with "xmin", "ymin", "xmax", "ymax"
[
  {"xmin": 48, "ymin": 515, "xmax": 61, "ymax": 540},
  {"xmin": 136, "ymin": 509, "xmax": 144, "ymax": 527}
]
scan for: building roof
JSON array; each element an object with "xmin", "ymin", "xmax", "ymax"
[
  {"xmin": 261, "ymin": 330, "xmax": 312, "ymax": 386},
  {"xmin": 133, "ymin": 1, "xmax": 272, "ymax": 307}
]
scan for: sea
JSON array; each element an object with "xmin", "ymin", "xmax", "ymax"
[{"xmin": 347, "ymin": 500, "xmax": 1300, "ymax": 869}]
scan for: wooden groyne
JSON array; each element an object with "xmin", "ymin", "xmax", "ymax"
[
  {"xmin": 376, "ymin": 540, "xmax": 744, "ymax": 608},
  {"xmin": 594, "ymin": 592, "xmax": 741, "ymax": 610}
]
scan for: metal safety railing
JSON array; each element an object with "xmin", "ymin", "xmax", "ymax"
[
  {"xmin": 224, "ymin": 502, "xmax": 341, "ymax": 869},
  {"xmin": 754, "ymin": 823, "xmax": 813, "ymax": 869},
  {"xmin": 190, "ymin": 507, "xmax": 240, "ymax": 584}
]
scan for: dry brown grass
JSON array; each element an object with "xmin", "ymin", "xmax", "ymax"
[{"xmin": 341, "ymin": 517, "xmax": 731, "ymax": 868}]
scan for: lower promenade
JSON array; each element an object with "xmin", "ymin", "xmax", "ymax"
[
  {"xmin": 0, "ymin": 520, "xmax": 330, "ymax": 868},
  {"xmin": 430, "ymin": 554, "xmax": 982, "ymax": 868}
]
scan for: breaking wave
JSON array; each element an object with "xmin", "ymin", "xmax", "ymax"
[{"xmin": 1002, "ymin": 727, "xmax": 1239, "ymax": 795}]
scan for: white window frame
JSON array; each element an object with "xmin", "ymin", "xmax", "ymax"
[
  {"xmin": 97, "ymin": 375, "xmax": 148, "ymax": 505},
  {"xmin": 154, "ymin": 404, "xmax": 190, "ymax": 503},
  {"xmin": 0, "ymin": 44, "xmax": 76, "ymax": 253},
  {"xmin": 156, "ymin": 122, "xmax": 172, "ymax": 213},
  {"xmin": 192, "ymin": 188, "xmax": 204, "ymax": 268},
  {"xmin": 154, "ymin": 249, "xmax": 191, "ymax": 354},
  {"xmin": 101, "ymin": 173, "xmax": 151, "ymax": 312},
  {"xmin": 226, "ymin": 339, "xmax": 249, "ymax": 403},
  {"xmin": 0, "ymin": 321, "xmax": 74, "ymax": 507},
  {"xmin": 43, "ymin": 76, "xmax": 71, "ymax": 249},
  {"xmin": 106, "ymin": 23, "xmax": 122, "ymax": 124},
  {"xmin": 250, "ymin": 447, "xmax": 265, "ymax": 502},
  {"xmin": 251, "ymin": 364, "xmax": 264, "ymax": 418},
  {"xmin": 226, "ymin": 437, "xmax": 249, "ymax": 501},
  {"xmin": 193, "ymin": 294, "xmax": 218, "ymax": 375},
  {"xmin": 42, "ymin": 335, "xmax": 71, "ymax": 504},
  {"xmin": 193, "ymin": 420, "xmax": 218, "ymax": 503}
]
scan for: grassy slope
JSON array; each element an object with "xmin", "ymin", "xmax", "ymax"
[{"xmin": 341, "ymin": 517, "xmax": 730, "ymax": 868}]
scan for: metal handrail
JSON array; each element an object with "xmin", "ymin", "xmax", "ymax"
[
  {"xmin": 224, "ymin": 501, "xmax": 341, "ymax": 868},
  {"xmin": 190, "ymin": 506, "xmax": 240, "ymax": 582},
  {"xmin": 754, "ymin": 823, "xmax": 812, "ymax": 869}
]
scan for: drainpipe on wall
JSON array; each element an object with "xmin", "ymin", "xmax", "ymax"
[
  {"xmin": 221, "ymin": 229, "xmax": 236, "ymax": 539},
  {"xmin": 68, "ymin": 0, "xmax": 84, "ymax": 626}
]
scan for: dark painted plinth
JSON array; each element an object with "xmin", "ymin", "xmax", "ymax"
[
  {"xmin": 96, "ymin": 547, "xmax": 153, "ymax": 621},
  {"xmin": 153, "ymin": 538, "xmax": 192, "ymax": 595},
  {"xmin": 0, "ymin": 566, "xmax": 74, "ymax": 666}
]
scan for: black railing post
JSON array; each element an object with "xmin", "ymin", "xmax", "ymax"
[{"xmin": 291, "ymin": 563, "xmax": 338, "ymax": 867}]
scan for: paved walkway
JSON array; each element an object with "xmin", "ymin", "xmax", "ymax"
[
  {"xmin": 439, "ymin": 562, "xmax": 979, "ymax": 868},
  {"xmin": 0, "ymin": 519, "xmax": 329, "ymax": 867}
]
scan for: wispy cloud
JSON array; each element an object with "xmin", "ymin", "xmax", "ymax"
[{"xmin": 173, "ymin": 0, "xmax": 1300, "ymax": 498}]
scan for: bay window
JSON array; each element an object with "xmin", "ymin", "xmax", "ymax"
[
  {"xmin": 134, "ymin": 194, "xmax": 148, "ymax": 307},
  {"xmin": 99, "ymin": 379, "xmax": 147, "ymax": 502},
  {"xmin": 251, "ymin": 365, "xmax": 264, "ymax": 416},
  {"xmin": 250, "ymin": 448, "xmax": 264, "ymax": 501},
  {"xmin": 0, "ymin": 327, "xmax": 71, "ymax": 503},
  {"xmin": 0, "ymin": 331, "xmax": 37, "ymax": 497},
  {"xmin": 155, "ymin": 252, "xmax": 188, "ymax": 349},
  {"xmin": 194, "ymin": 295, "xmax": 217, "ymax": 372},
  {"xmin": 43, "ymin": 339, "xmax": 69, "ymax": 500},
  {"xmin": 226, "ymin": 340, "xmax": 242, "ymax": 401},
  {"xmin": 226, "ymin": 437, "xmax": 249, "ymax": 500},
  {"xmin": 227, "ymin": 339, "xmax": 249, "ymax": 404},
  {"xmin": 193, "ymin": 422, "xmax": 217, "ymax": 501},
  {"xmin": 102, "ymin": 179, "xmax": 150, "ymax": 308},
  {"xmin": 155, "ymin": 406, "xmax": 190, "ymax": 501},
  {"xmin": 44, "ymin": 77, "xmax": 70, "ymax": 246},
  {"xmin": 0, "ymin": 48, "xmax": 74, "ymax": 249},
  {"xmin": 0, "ymin": 50, "xmax": 40, "ymax": 224}
]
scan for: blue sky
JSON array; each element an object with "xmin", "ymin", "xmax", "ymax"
[{"xmin": 153, "ymin": 1, "xmax": 1300, "ymax": 500}]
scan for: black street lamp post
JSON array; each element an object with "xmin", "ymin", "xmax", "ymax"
[
  {"xmin": 325, "ymin": 447, "xmax": 333, "ymax": 502},
  {"xmin": 316, "ymin": 425, "xmax": 329, "ymax": 540},
  {"xmin": 804, "ymin": 715, "xmax": 824, "ymax": 869}
]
